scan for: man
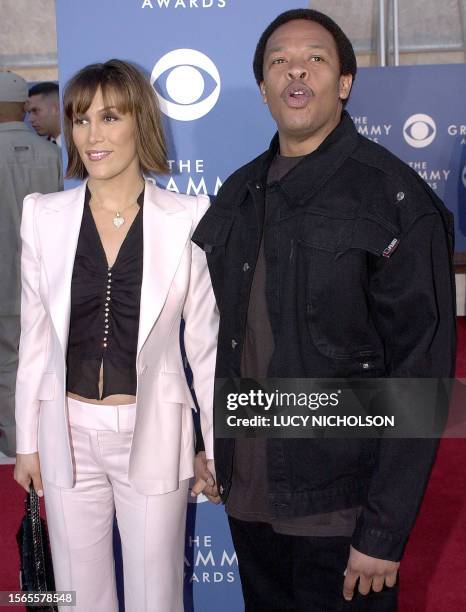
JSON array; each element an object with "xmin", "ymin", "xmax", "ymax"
[
  {"xmin": 27, "ymin": 81, "xmax": 62, "ymax": 146},
  {"xmin": 193, "ymin": 9, "xmax": 456, "ymax": 612},
  {"xmin": 0, "ymin": 71, "xmax": 62, "ymax": 456}
]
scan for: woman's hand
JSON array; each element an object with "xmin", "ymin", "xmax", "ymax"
[
  {"xmin": 191, "ymin": 451, "xmax": 221, "ymax": 504},
  {"xmin": 14, "ymin": 452, "xmax": 44, "ymax": 497}
]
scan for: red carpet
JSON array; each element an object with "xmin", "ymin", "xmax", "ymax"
[
  {"xmin": 0, "ymin": 463, "xmax": 28, "ymax": 594},
  {"xmin": 1, "ymin": 320, "xmax": 466, "ymax": 611},
  {"xmin": 398, "ymin": 317, "xmax": 466, "ymax": 611}
]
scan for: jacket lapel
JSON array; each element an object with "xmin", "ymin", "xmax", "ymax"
[
  {"xmin": 137, "ymin": 181, "xmax": 192, "ymax": 357},
  {"xmin": 39, "ymin": 182, "xmax": 86, "ymax": 356}
]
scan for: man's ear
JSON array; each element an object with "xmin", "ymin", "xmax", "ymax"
[
  {"xmin": 259, "ymin": 81, "xmax": 267, "ymax": 104},
  {"xmin": 339, "ymin": 74, "xmax": 353, "ymax": 101}
]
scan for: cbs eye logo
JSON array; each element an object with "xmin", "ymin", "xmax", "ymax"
[
  {"xmin": 151, "ymin": 49, "xmax": 221, "ymax": 121},
  {"xmin": 403, "ymin": 114, "xmax": 437, "ymax": 148},
  {"xmin": 462, "ymin": 165, "xmax": 466, "ymax": 189}
]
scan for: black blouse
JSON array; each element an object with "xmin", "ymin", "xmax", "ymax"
[{"xmin": 66, "ymin": 186, "xmax": 144, "ymax": 400}]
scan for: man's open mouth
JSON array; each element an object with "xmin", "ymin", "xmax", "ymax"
[{"xmin": 282, "ymin": 83, "xmax": 313, "ymax": 108}]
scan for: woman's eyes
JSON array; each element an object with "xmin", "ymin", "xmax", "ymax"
[{"xmin": 73, "ymin": 115, "xmax": 119, "ymax": 125}]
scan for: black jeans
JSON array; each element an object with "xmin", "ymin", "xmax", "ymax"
[{"xmin": 228, "ymin": 517, "xmax": 398, "ymax": 612}]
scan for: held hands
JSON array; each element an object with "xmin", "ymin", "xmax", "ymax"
[
  {"xmin": 14, "ymin": 452, "xmax": 44, "ymax": 497},
  {"xmin": 192, "ymin": 451, "xmax": 221, "ymax": 504},
  {"xmin": 343, "ymin": 545, "xmax": 399, "ymax": 601}
]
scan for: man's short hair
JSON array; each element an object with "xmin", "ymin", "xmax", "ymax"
[
  {"xmin": 28, "ymin": 82, "xmax": 59, "ymax": 98},
  {"xmin": 253, "ymin": 9, "xmax": 357, "ymax": 103}
]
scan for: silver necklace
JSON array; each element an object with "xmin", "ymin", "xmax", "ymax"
[
  {"xmin": 91, "ymin": 197, "xmax": 137, "ymax": 229},
  {"xmin": 111, "ymin": 205, "xmax": 135, "ymax": 228}
]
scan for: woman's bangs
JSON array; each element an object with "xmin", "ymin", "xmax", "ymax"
[
  {"xmin": 101, "ymin": 80, "xmax": 134, "ymax": 115},
  {"xmin": 66, "ymin": 78, "xmax": 134, "ymax": 119}
]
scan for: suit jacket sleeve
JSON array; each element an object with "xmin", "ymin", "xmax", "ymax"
[
  {"xmin": 15, "ymin": 193, "xmax": 50, "ymax": 454},
  {"xmin": 183, "ymin": 195, "xmax": 219, "ymax": 460},
  {"xmin": 351, "ymin": 205, "xmax": 456, "ymax": 561}
]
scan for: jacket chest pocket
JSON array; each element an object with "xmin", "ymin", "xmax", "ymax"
[
  {"xmin": 298, "ymin": 214, "xmax": 399, "ymax": 371},
  {"xmin": 193, "ymin": 210, "xmax": 233, "ymax": 254}
]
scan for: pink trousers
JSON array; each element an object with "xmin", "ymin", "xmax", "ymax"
[{"xmin": 42, "ymin": 397, "xmax": 188, "ymax": 612}]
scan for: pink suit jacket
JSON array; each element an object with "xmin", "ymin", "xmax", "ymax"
[{"xmin": 15, "ymin": 179, "xmax": 218, "ymax": 495}]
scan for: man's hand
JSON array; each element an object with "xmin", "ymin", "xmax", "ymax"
[
  {"xmin": 14, "ymin": 452, "xmax": 43, "ymax": 496},
  {"xmin": 343, "ymin": 545, "xmax": 399, "ymax": 601},
  {"xmin": 192, "ymin": 451, "xmax": 221, "ymax": 504}
]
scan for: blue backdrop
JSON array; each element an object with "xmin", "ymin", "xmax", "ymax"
[
  {"xmin": 346, "ymin": 64, "xmax": 466, "ymax": 252},
  {"xmin": 55, "ymin": 2, "xmax": 466, "ymax": 610}
]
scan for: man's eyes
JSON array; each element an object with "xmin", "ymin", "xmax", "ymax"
[{"xmin": 270, "ymin": 55, "xmax": 325, "ymax": 65}]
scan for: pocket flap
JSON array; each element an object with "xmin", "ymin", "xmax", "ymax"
[
  {"xmin": 192, "ymin": 209, "xmax": 233, "ymax": 252},
  {"xmin": 160, "ymin": 372, "xmax": 195, "ymax": 408},
  {"xmin": 37, "ymin": 372, "xmax": 56, "ymax": 401},
  {"xmin": 301, "ymin": 213, "xmax": 400, "ymax": 258},
  {"xmin": 350, "ymin": 216, "xmax": 400, "ymax": 258}
]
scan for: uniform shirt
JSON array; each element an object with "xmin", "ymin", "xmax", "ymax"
[
  {"xmin": 66, "ymin": 186, "xmax": 144, "ymax": 400},
  {"xmin": 226, "ymin": 153, "xmax": 361, "ymax": 536},
  {"xmin": 0, "ymin": 121, "xmax": 62, "ymax": 315}
]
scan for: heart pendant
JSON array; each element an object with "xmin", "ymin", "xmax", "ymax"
[{"xmin": 113, "ymin": 216, "xmax": 125, "ymax": 228}]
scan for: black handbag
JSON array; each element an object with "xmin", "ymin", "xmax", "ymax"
[{"xmin": 16, "ymin": 484, "xmax": 57, "ymax": 612}]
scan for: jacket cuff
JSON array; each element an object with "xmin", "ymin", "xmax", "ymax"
[
  {"xmin": 15, "ymin": 425, "xmax": 38, "ymax": 455},
  {"xmin": 351, "ymin": 522, "xmax": 407, "ymax": 561}
]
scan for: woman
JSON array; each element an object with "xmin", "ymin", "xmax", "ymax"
[{"xmin": 14, "ymin": 59, "xmax": 219, "ymax": 612}]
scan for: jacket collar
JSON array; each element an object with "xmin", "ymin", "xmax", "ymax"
[{"xmin": 249, "ymin": 111, "xmax": 360, "ymax": 207}]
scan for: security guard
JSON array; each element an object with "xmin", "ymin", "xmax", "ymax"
[{"xmin": 0, "ymin": 71, "xmax": 62, "ymax": 456}]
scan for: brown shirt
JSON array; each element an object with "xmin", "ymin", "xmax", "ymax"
[{"xmin": 226, "ymin": 154, "xmax": 361, "ymax": 536}]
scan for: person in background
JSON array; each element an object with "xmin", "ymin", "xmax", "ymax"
[
  {"xmin": 14, "ymin": 59, "xmax": 218, "ymax": 612},
  {"xmin": 0, "ymin": 71, "xmax": 62, "ymax": 457},
  {"xmin": 193, "ymin": 8, "xmax": 456, "ymax": 611},
  {"xmin": 27, "ymin": 81, "xmax": 62, "ymax": 146}
]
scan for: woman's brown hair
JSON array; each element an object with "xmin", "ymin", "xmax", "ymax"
[{"xmin": 63, "ymin": 59, "xmax": 169, "ymax": 179}]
